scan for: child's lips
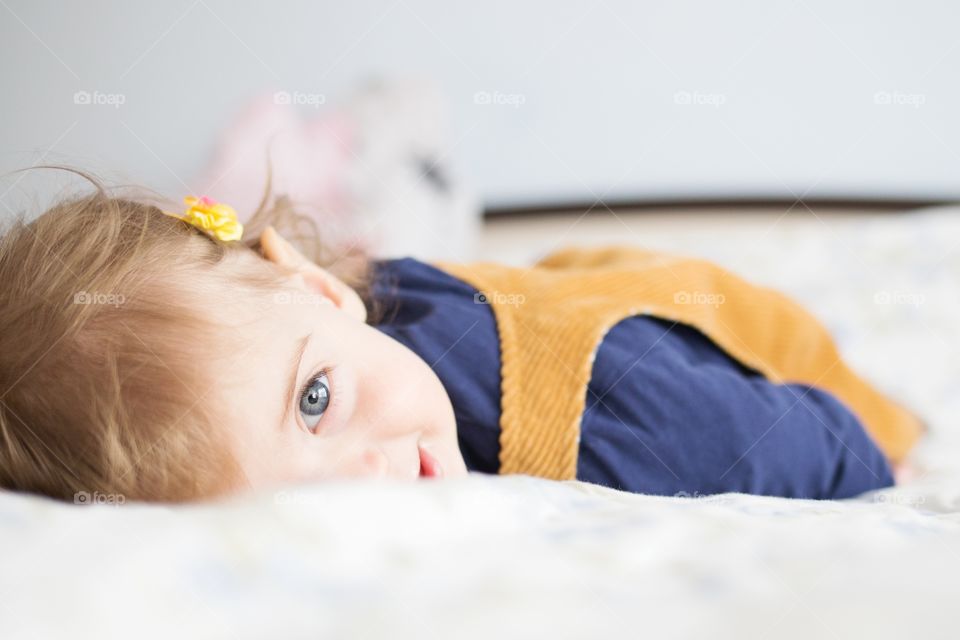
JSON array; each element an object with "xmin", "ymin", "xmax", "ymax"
[{"xmin": 418, "ymin": 444, "xmax": 444, "ymax": 479}]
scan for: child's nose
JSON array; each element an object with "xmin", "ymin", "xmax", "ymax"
[
  {"xmin": 357, "ymin": 446, "xmax": 389, "ymax": 478},
  {"xmin": 347, "ymin": 441, "xmax": 422, "ymax": 481},
  {"xmin": 325, "ymin": 444, "xmax": 390, "ymax": 480}
]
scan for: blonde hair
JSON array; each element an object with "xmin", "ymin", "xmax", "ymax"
[{"xmin": 0, "ymin": 167, "xmax": 376, "ymax": 503}]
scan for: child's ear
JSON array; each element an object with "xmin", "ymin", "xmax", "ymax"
[{"xmin": 259, "ymin": 226, "xmax": 368, "ymax": 323}]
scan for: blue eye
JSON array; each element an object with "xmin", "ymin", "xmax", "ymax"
[{"xmin": 298, "ymin": 371, "xmax": 330, "ymax": 432}]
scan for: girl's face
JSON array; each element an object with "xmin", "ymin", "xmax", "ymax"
[{"xmin": 219, "ymin": 228, "xmax": 468, "ymax": 494}]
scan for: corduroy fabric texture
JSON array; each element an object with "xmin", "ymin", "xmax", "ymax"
[{"xmin": 432, "ymin": 245, "xmax": 924, "ymax": 481}]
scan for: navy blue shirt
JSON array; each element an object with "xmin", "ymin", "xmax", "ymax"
[{"xmin": 369, "ymin": 257, "xmax": 894, "ymax": 499}]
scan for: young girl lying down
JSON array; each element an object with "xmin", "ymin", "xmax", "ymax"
[{"xmin": 0, "ymin": 172, "xmax": 925, "ymax": 503}]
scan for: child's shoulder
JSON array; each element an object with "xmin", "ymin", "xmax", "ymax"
[{"xmin": 372, "ymin": 256, "xmax": 480, "ymax": 297}]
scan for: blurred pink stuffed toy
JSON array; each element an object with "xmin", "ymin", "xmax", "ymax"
[{"xmin": 192, "ymin": 77, "xmax": 480, "ymax": 260}]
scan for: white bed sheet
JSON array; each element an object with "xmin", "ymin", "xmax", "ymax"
[{"xmin": 2, "ymin": 206, "xmax": 960, "ymax": 639}]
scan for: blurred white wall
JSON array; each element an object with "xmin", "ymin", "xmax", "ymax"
[{"xmin": 2, "ymin": 0, "xmax": 959, "ymax": 213}]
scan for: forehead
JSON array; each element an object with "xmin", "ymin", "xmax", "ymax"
[
  {"xmin": 209, "ymin": 252, "xmax": 302, "ymax": 324},
  {"xmin": 215, "ymin": 274, "xmax": 340, "ymax": 363},
  {"xmin": 203, "ymin": 250, "xmax": 349, "ymax": 371}
]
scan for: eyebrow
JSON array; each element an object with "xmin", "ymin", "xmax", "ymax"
[{"xmin": 280, "ymin": 332, "xmax": 313, "ymax": 429}]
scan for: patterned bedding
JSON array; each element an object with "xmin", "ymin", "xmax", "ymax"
[{"xmin": 2, "ymin": 206, "xmax": 959, "ymax": 639}]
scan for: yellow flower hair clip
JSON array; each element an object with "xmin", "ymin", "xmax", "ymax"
[{"xmin": 165, "ymin": 195, "xmax": 244, "ymax": 242}]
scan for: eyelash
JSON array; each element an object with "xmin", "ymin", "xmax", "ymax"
[{"xmin": 298, "ymin": 365, "xmax": 339, "ymax": 430}]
